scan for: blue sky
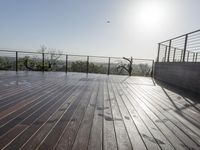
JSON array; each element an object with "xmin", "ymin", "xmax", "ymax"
[{"xmin": 0, "ymin": 0, "xmax": 200, "ymax": 59}]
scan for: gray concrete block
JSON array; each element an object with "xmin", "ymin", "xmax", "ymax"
[{"xmin": 154, "ymin": 62, "xmax": 200, "ymax": 94}]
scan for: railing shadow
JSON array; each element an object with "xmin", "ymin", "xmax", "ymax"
[
  {"xmin": 118, "ymin": 76, "xmax": 156, "ymax": 86},
  {"xmin": 155, "ymin": 80, "xmax": 200, "ymax": 105},
  {"xmin": 155, "ymin": 80, "xmax": 200, "ymax": 130}
]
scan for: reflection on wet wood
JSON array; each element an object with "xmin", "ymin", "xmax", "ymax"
[{"xmin": 0, "ymin": 71, "xmax": 199, "ymax": 150}]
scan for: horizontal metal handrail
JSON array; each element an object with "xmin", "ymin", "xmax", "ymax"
[
  {"xmin": 0, "ymin": 49, "xmax": 154, "ymax": 61},
  {"xmin": 159, "ymin": 29, "xmax": 200, "ymax": 44},
  {"xmin": 0, "ymin": 49, "xmax": 154, "ymax": 77}
]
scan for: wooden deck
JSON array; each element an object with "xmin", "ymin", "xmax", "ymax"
[{"xmin": 0, "ymin": 71, "xmax": 199, "ymax": 150}]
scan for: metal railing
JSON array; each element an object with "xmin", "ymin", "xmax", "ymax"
[
  {"xmin": 0, "ymin": 49, "xmax": 154, "ymax": 77},
  {"xmin": 157, "ymin": 29, "xmax": 200, "ymax": 62}
]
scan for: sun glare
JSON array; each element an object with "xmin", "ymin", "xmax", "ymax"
[{"xmin": 127, "ymin": 0, "xmax": 167, "ymax": 33}]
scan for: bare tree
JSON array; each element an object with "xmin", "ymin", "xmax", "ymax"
[
  {"xmin": 47, "ymin": 49, "xmax": 63, "ymax": 69},
  {"xmin": 39, "ymin": 45, "xmax": 47, "ymax": 53},
  {"xmin": 117, "ymin": 57, "xmax": 133, "ymax": 76},
  {"xmin": 38, "ymin": 45, "xmax": 63, "ymax": 70}
]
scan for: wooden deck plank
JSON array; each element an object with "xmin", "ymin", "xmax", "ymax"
[
  {"xmin": 1, "ymin": 79, "xmax": 81, "ymax": 149},
  {"xmin": 123, "ymin": 83, "xmax": 194, "ymax": 150},
  {"xmin": 87, "ymin": 82, "xmax": 104, "ymax": 150},
  {"xmin": 138, "ymin": 85, "xmax": 200, "ymax": 137},
  {"xmin": 0, "ymin": 72, "xmax": 199, "ymax": 150},
  {"xmin": 0, "ymin": 80, "xmax": 74, "ymax": 137},
  {"xmin": 111, "ymin": 81, "xmax": 147, "ymax": 150},
  {"xmin": 142, "ymin": 85, "xmax": 200, "ymax": 121},
  {"xmin": 150, "ymin": 82, "xmax": 200, "ymax": 110},
  {"xmin": 115, "ymin": 84, "xmax": 161, "ymax": 150},
  {"xmin": 0, "ymin": 80, "xmax": 60, "ymax": 113},
  {"xmin": 137, "ymin": 85, "xmax": 200, "ymax": 145},
  {"xmin": 148, "ymin": 86, "xmax": 200, "ymax": 111},
  {"xmin": 20, "ymin": 81, "xmax": 86, "ymax": 150},
  {"xmin": 130, "ymin": 85, "xmax": 198, "ymax": 149},
  {"xmin": 0, "ymin": 79, "xmax": 67, "ymax": 120},
  {"xmin": 0, "ymin": 77, "xmax": 54, "ymax": 100},
  {"xmin": 102, "ymin": 79, "xmax": 118, "ymax": 150},
  {"xmin": 71, "ymin": 80, "xmax": 99, "ymax": 150},
  {"xmin": 142, "ymin": 85, "xmax": 200, "ymax": 124},
  {"xmin": 37, "ymin": 81, "xmax": 92, "ymax": 149},
  {"xmin": 55, "ymin": 80, "xmax": 99, "ymax": 150},
  {"xmin": 117, "ymin": 81, "xmax": 175, "ymax": 150},
  {"xmin": 107, "ymin": 82, "xmax": 133, "ymax": 150}
]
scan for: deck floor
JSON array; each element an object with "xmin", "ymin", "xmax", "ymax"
[{"xmin": 0, "ymin": 71, "xmax": 200, "ymax": 150}]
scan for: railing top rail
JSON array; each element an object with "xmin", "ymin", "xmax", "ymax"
[
  {"xmin": 67, "ymin": 54, "xmax": 119, "ymax": 59},
  {"xmin": 0, "ymin": 49, "xmax": 117, "ymax": 58},
  {"xmin": 131, "ymin": 58, "xmax": 154, "ymax": 61},
  {"xmin": 0, "ymin": 49, "xmax": 154, "ymax": 61},
  {"xmin": 157, "ymin": 29, "xmax": 200, "ymax": 62},
  {"xmin": 159, "ymin": 29, "xmax": 200, "ymax": 44},
  {"xmin": 159, "ymin": 43, "xmax": 198, "ymax": 53},
  {"xmin": 0, "ymin": 49, "xmax": 49, "ymax": 55}
]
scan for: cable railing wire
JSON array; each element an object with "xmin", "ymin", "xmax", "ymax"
[
  {"xmin": 0, "ymin": 49, "xmax": 154, "ymax": 77},
  {"xmin": 157, "ymin": 29, "xmax": 200, "ymax": 62}
]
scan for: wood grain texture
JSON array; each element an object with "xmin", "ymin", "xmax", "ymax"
[{"xmin": 0, "ymin": 71, "xmax": 199, "ymax": 150}]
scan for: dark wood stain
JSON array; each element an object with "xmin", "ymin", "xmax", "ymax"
[{"xmin": 0, "ymin": 71, "xmax": 199, "ymax": 150}]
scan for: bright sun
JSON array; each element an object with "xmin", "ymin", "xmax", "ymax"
[{"xmin": 127, "ymin": 0, "xmax": 167, "ymax": 32}]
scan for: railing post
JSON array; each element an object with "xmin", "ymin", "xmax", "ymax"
[
  {"xmin": 164, "ymin": 45, "xmax": 168, "ymax": 62},
  {"xmin": 16, "ymin": 51, "xmax": 18, "ymax": 71},
  {"xmin": 42, "ymin": 53, "xmax": 44, "ymax": 72},
  {"xmin": 107, "ymin": 57, "xmax": 110, "ymax": 75},
  {"xmin": 193, "ymin": 53, "xmax": 195, "ymax": 62},
  {"xmin": 86, "ymin": 56, "xmax": 89, "ymax": 74},
  {"xmin": 180, "ymin": 50, "xmax": 183, "ymax": 62},
  {"xmin": 157, "ymin": 43, "xmax": 160, "ymax": 62},
  {"xmin": 182, "ymin": 34, "xmax": 188, "ymax": 62},
  {"xmin": 65, "ymin": 55, "xmax": 68, "ymax": 73},
  {"xmin": 187, "ymin": 51, "xmax": 189, "ymax": 62},
  {"xmin": 173, "ymin": 48, "xmax": 176, "ymax": 62},
  {"xmin": 151, "ymin": 60, "xmax": 154, "ymax": 78},
  {"xmin": 195, "ymin": 53, "xmax": 198, "ymax": 62},
  {"xmin": 167, "ymin": 40, "xmax": 171, "ymax": 62}
]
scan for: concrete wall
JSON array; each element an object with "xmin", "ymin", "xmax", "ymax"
[{"xmin": 154, "ymin": 62, "xmax": 200, "ymax": 94}]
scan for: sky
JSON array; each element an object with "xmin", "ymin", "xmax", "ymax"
[{"xmin": 0, "ymin": 0, "xmax": 200, "ymax": 59}]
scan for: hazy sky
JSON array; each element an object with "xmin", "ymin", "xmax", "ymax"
[{"xmin": 0, "ymin": 0, "xmax": 200, "ymax": 59}]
